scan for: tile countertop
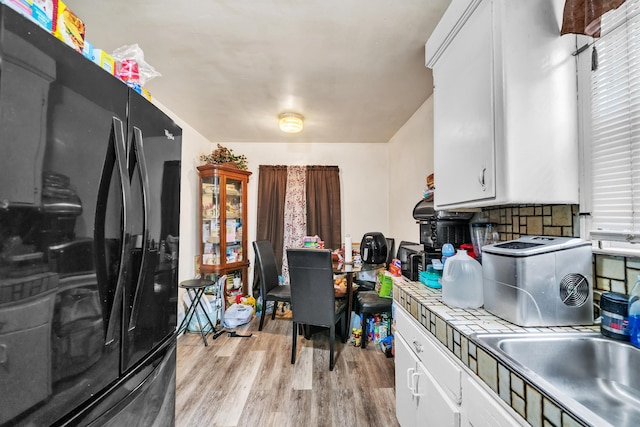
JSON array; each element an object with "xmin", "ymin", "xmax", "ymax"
[{"xmin": 392, "ymin": 275, "xmax": 600, "ymax": 427}]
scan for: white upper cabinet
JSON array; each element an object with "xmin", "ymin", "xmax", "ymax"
[{"xmin": 426, "ymin": 0, "xmax": 579, "ymax": 209}]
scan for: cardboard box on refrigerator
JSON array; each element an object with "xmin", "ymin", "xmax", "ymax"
[
  {"xmin": 52, "ymin": 0, "xmax": 84, "ymax": 53},
  {"xmin": 1, "ymin": 0, "xmax": 31, "ymax": 17},
  {"xmin": 31, "ymin": 0, "xmax": 53, "ymax": 30},
  {"xmin": 1, "ymin": 0, "xmax": 54, "ymax": 31},
  {"xmin": 82, "ymin": 39, "xmax": 94, "ymax": 61},
  {"xmin": 91, "ymin": 49, "xmax": 116, "ymax": 75},
  {"xmin": 141, "ymin": 87, "xmax": 152, "ymax": 101}
]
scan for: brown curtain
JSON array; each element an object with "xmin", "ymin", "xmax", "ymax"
[
  {"xmin": 561, "ymin": 0, "xmax": 626, "ymax": 37},
  {"xmin": 255, "ymin": 165, "xmax": 287, "ymax": 272},
  {"xmin": 255, "ymin": 165, "xmax": 342, "ymax": 294},
  {"xmin": 306, "ymin": 166, "xmax": 341, "ymax": 251}
]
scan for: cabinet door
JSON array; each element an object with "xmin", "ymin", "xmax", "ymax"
[
  {"xmin": 201, "ymin": 175, "xmax": 221, "ymax": 267},
  {"xmin": 413, "ymin": 347, "xmax": 461, "ymax": 427},
  {"xmin": 463, "ymin": 375, "xmax": 522, "ymax": 427},
  {"xmin": 396, "ymin": 332, "xmax": 461, "ymax": 427},
  {"xmin": 395, "ymin": 333, "xmax": 419, "ymax": 427},
  {"xmin": 223, "ymin": 176, "xmax": 244, "ymax": 264},
  {"xmin": 395, "ymin": 304, "xmax": 462, "ymax": 404},
  {"xmin": 433, "ymin": 0, "xmax": 495, "ymax": 207}
]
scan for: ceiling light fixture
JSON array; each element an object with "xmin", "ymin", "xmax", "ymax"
[{"xmin": 278, "ymin": 112, "xmax": 304, "ymax": 133}]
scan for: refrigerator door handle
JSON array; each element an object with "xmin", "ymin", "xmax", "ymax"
[
  {"xmin": 95, "ymin": 117, "xmax": 133, "ymax": 345},
  {"xmin": 128, "ymin": 126, "xmax": 150, "ymax": 331}
]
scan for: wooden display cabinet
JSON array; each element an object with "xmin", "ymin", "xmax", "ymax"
[{"xmin": 197, "ymin": 164, "xmax": 252, "ymax": 297}]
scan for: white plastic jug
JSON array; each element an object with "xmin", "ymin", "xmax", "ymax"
[{"xmin": 441, "ymin": 249, "xmax": 483, "ymax": 309}]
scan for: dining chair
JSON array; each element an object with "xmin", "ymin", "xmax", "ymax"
[
  {"xmin": 355, "ymin": 236, "xmax": 394, "ymax": 349},
  {"xmin": 355, "ymin": 290, "xmax": 393, "ymax": 349},
  {"xmin": 253, "ymin": 240, "xmax": 291, "ymax": 331},
  {"xmin": 385, "ymin": 237, "xmax": 396, "ymax": 267},
  {"xmin": 287, "ymin": 248, "xmax": 347, "ymax": 371}
]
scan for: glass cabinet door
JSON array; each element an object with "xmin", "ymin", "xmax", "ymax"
[
  {"xmin": 201, "ymin": 176, "xmax": 221, "ymax": 266},
  {"xmin": 224, "ymin": 177, "xmax": 243, "ymax": 264}
]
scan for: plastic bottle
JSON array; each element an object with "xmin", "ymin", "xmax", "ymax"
[
  {"xmin": 629, "ymin": 275, "xmax": 640, "ymax": 348},
  {"xmin": 441, "ymin": 243, "xmax": 455, "ymax": 265},
  {"xmin": 441, "ymin": 249, "xmax": 483, "ymax": 309},
  {"xmin": 345, "ymin": 234, "xmax": 353, "ymax": 264}
]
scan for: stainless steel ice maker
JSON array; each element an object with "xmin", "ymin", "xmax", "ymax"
[{"xmin": 482, "ymin": 236, "xmax": 593, "ymax": 327}]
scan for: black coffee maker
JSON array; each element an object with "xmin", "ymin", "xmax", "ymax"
[{"xmin": 412, "ymin": 199, "xmax": 473, "ymax": 255}]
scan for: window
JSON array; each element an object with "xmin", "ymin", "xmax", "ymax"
[{"xmin": 580, "ymin": 0, "xmax": 640, "ymax": 251}]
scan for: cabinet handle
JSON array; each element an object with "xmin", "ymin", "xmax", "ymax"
[
  {"xmin": 406, "ymin": 367, "xmax": 416, "ymax": 391},
  {"xmin": 478, "ymin": 167, "xmax": 487, "ymax": 191},
  {"xmin": 0, "ymin": 344, "xmax": 7, "ymax": 365},
  {"xmin": 412, "ymin": 339, "xmax": 423, "ymax": 353},
  {"xmin": 411, "ymin": 372, "xmax": 425, "ymax": 397}
]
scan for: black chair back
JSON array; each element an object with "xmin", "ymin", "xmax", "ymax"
[
  {"xmin": 253, "ymin": 240, "xmax": 291, "ymax": 331},
  {"xmin": 385, "ymin": 237, "xmax": 395, "ymax": 266},
  {"xmin": 287, "ymin": 248, "xmax": 336, "ymax": 328},
  {"xmin": 253, "ymin": 240, "xmax": 280, "ymax": 296}
]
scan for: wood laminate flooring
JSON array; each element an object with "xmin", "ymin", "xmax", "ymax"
[{"xmin": 175, "ymin": 310, "xmax": 399, "ymax": 427}]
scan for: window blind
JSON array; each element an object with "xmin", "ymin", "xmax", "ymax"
[{"xmin": 590, "ymin": 0, "xmax": 640, "ymax": 242}]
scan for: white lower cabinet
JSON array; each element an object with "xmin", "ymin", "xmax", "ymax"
[
  {"xmin": 462, "ymin": 375, "xmax": 523, "ymax": 427},
  {"xmin": 395, "ymin": 305, "xmax": 461, "ymax": 426},
  {"xmin": 395, "ymin": 333, "xmax": 461, "ymax": 426},
  {"xmin": 394, "ymin": 304, "xmax": 524, "ymax": 427}
]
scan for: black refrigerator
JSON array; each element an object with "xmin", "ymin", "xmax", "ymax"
[{"xmin": 0, "ymin": 5, "xmax": 181, "ymax": 426}]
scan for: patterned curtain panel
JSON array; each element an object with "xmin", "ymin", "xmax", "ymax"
[
  {"xmin": 306, "ymin": 166, "xmax": 341, "ymax": 251},
  {"xmin": 281, "ymin": 166, "xmax": 307, "ymax": 283}
]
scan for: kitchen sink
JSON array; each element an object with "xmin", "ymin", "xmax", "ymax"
[{"xmin": 470, "ymin": 332, "xmax": 640, "ymax": 427}]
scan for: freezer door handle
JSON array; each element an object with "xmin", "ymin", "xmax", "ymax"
[
  {"xmin": 95, "ymin": 117, "xmax": 133, "ymax": 345},
  {"xmin": 128, "ymin": 126, "xmax": 150, "ymax": 331}
]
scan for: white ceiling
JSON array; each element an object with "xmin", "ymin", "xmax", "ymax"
[{"xmin": 66, "ymin": 0, "xmax": 451, "ymax": 143}]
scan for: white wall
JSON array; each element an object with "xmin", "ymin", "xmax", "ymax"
[{"xmin": 387, "ymin": 96, "xmax": 435, "ymax": 248}]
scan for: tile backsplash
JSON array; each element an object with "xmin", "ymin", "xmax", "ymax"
[
  {"xmin": 478, "ymin": 204, "xmax": 579, "ymax": 241},
  {"xmin": 478, "ymin": 203, "xmax": 640, "ymax": 299},
  {"xmin": 593, "ymin": 254, "xmax": 640, "ymax": 296}
]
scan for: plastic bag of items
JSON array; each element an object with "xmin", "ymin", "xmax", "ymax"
[
  {"xmin": 223, "ymin": 303, "xmax": 253, "ymax": 328},
  {"xmin": 111, "ymin": 44, "xmax": 161, "ymax": 93},
  {"xmin": 182, "ymin": 291, "xmax": 218, "ymax": 333}
]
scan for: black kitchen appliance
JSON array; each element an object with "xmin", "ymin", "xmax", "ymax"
[
  {"xmin": 0, "ymin": 6, "xmax": 181, "ymax": 425},
  {"xmin": 396, "ymin": 241, "xmax": 426, "ymax": 281},
  {"xmin": 360, "ymin": 232, "xmax": 388, "ymax": 264},
  {"xmin": 413, "ymin": 199, "xmax": 473, "ymax": 252}
]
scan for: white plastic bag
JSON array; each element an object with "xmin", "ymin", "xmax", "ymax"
[
  {"xmin": 223, "ymin": 303, "xmax": 253, "ymax": 328},
  {"xmin": 182, "ymin": 291, "xmax": 216, "ymax": 333},
  {"xmin": 111, "ymin": 43, "xmax": 161, "ymax": 85}
]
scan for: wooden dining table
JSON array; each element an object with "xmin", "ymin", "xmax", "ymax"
[{"xmin": 332, "ymin": 261, "xmax": 385, "ymax": 333}]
